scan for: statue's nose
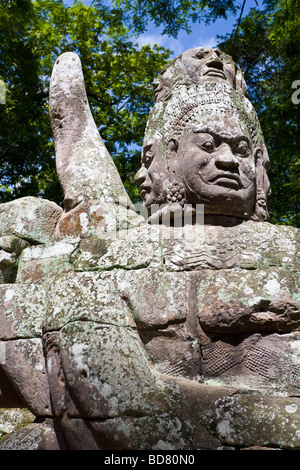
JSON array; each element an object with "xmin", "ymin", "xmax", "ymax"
[
  {"xmin": 134, "ymin": 165, "xmax": 148, "ymax": 186},
  {"xmin": 215, "ymin": 145, "xmax": 239, "ymax": 170},
  {"xmin": 206, "ymin": 49, "xmax": 223, "ymax": 69},
  {"xmin": 206, "ymin": 56, "xmax": 223, "ymax": 70}
]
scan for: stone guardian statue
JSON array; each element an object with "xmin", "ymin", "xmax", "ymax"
[{"xmin": 0, "ymin": 48, "xmax": 299, "ymax": 451}]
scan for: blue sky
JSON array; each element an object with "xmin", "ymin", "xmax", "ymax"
[
  {"xmin": 65, "ymin": 1, "xmax": 264, "ymax": 58},
  {"xmin": 134, "ymin": 0, "xmax": 263, "ymax": 57}
]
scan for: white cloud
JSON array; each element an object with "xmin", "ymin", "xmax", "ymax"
[
  {"xmin": 134, "ymin": 33, "xmax": 190, "ymax": 57},
  {"xmin": 135, "ymin": 33, "xmax": 166, "ymax": 49},
  {"xmin": 195, "ymin": 36, "xmax": 217, "ymax": 49},
  {"xmin": 135, "ymin": 31, "xmax": 218, "ymax": 58}
]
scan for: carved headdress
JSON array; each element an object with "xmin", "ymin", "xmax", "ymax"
[{"xmin": 138, "ymin": 47, "xmax": 270, "ymax": 221}]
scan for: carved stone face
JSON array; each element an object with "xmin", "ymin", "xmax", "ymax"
[
  {"xmin": 153, "ymin": 47, "xmax": 247, "ymax": 103},
  {"xmin": 182, "ymin": 47, "xmax": 237, "ymax": 84},
  {"xmin": 176, "ymin": 119, "xmax": 257, "ymax": 218},
  {"xmin": 153, "ymin": 73, "xmax": 173, "ymax": 103},
  {"xmin": 142, "ymin": 48, "xmax": 269, "ymax": 220},
  {"xmin": 134, "ymin": 141, "xmax": 168, "ymax": 209}
]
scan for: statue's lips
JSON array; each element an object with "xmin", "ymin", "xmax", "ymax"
[
  {"xmin": 208, "ymin": 173, "xmax": 241, "ymax": 189},
  {"xmin": 204, "ymin": 69, "xmax": 225, "ymax": 79},
  {"xmin": 154, "ymin": 87, "xmax": 162, "ymax": 99},
  {"xmin": 140, "ymin": 187, "xmax": 150, "ymax": 198}
]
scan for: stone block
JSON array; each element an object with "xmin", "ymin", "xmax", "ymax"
[
  {"xmin": 74, "ymin": 223, "xmax": 162, "ymax": 271},
  {"xmin": 0, "ymin": 197, "xmax": 62, "ymax": 244},
  {"xmin": 196, "ymin": 267, "xmax": 300, "ymax": 334},
  {"xmin": 0, "ymin": 283, "xmax": 46, "ymax": 340},
  {"xmin": 1, "ymin": 339, "xmax": 52, "ymax": 416},
  {"xmin": 0, "ymin": 420, "xmax": 64, "ymax": 450},
  {"xmin": 16, "ymin": 239, "xmax": 77, "ymax": 283}
]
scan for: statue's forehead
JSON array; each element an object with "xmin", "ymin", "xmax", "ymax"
[
  {"xmin": 178, "ymin": 126, "xmax": 251, "ymax": 146},
  {"xmin": 190, "ymin": 118, "xmax": 249, "ymax": 138},
  {"xmin": 183, "ymin": 46, "xmax": 231, "ymax": 59}
]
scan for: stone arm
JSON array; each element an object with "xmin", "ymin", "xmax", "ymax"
[{"xmin": 49, "ymin": 52, "xmax": 132, "ymax": 213}]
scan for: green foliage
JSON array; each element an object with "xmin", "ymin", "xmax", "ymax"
[
  {"xmin": 0, "ymin": 0, "xmax": 54, "ymax": 201},
  {"xmin": 218, "ymin": 0, "xmax": 300, "ymax": 227},
  {"xmin": 113, "ymin": 0, "xmax": 238, "ymax": 37},
  {"xmin": 0, "ymin": 0, "xmax": 171, "ymax": 205},
  {"xmin": 0, "ymin": 0, "xmax": 299, "ymax": 227}
]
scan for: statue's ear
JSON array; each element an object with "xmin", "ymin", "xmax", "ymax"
[
  {"xmin": 254, "ymin": 146, "xmax": 271, "ymax": 221},
  {"xmin": 255, "ymin": 146, "xmax": 271, "ymax": 196},
  {"xmin": 167, "ymin": 137, "xmax": 179, "ymax": 153},
  {"xmin": 166, "ymin": 138, "xmax": 179, "ymax": 181},
  {"xmin": 235, "ymin": 65, "xmax": 248, "ymax": 97}
]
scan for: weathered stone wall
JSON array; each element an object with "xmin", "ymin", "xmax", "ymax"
[
  {"xmin": 0, "ymin": 199, "xmax": 299, "ymax": 449},
  {"xmin": 0, "ymin": 409, "xmax": 34, "ymax": 442}
]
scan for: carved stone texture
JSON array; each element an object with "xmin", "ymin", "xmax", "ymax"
[
  {"xmin": 0, "ymin": 282, "xmax": 46, "ymax": 340},
  {"xmin": 201, "ymin": 333, "xmax": 300, "ymax": 394},
  {"xmin": 0, "ymin": 236, "xmax": 30, "ymax": 283},
  {"xmin": 54, "ymin": 199, "xmax": 143, "ymax": 241},
  {"xmin": 2, "ymin": 339, "xmax": 52, "ymax": 416},
  {"xmin": 0, "ymin": 282, "xmax": 53, "ymax": 415},
  {"xmin": 0, "ymin": 420, "xmax": 65, "ymax": 450},
  {"xmin": 0, "ymin": 409, "xmax": 35, "ymax": 440},
  {"xmin": 197, "ymin": 267, "xmax": 300, "ymax": 334},
  {"xmin": 15, "ymin": 239, "xmax": 77, "ymax": 284}
]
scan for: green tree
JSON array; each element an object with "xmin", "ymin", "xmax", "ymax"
[
  {"xmin": 0, "ymin": 0, "xmax": 54, "ymax": 201},
  {"xmin": 0, "ymin": 0, "xmax": 171, "ymax": 204},
  {"xmin": 113, "ymin": 0, "xmax": 238, "ymax": 37},
  {"xmin": 1, "ymin": 0, "xmax": 299, "ymax": 227},
  {"xmin": 217, "ymin": 0, "xmax": 300, "ymax": 227}
]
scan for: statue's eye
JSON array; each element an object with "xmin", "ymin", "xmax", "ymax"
[
  {"xmin": 201, "ymin": 140, "xmax": 214, "ymax": 152},
  {"xmin": 235, "ymin": 141, "xmax": 250, "ymax": 157},
  {"xmin": 196, "ymin": 50, "xmax": 209, "ymax": 59},
  {"xmin": 144, "ymin": 150, "xmax": 154, "ymax": 167}
]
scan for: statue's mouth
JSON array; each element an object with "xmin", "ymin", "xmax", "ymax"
[
  {"xmin": 154, "ymin": 86, "xmax": 163, "ymax": 100},
  {"xmin": 140, "ymin": 185, "xmax": 151, "ymax": 199},
  {"xmin": 209, "ymin": 173, "xmax": 241, "ymax": 189},
  {"xmin": 204, "ymin": 69, "xmax": 225, "ymax": 79}
]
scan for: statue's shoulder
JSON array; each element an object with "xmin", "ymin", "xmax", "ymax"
[
  {"xmin": 233, "ymin": 220, "xmax": 299, "ymax": 270},
  {"xmin": 238, "ymin": 220, "xmax": 299, "ymax": 250}
]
